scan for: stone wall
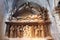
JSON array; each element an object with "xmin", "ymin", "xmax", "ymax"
[{"xmin": 0, "ymin": 0, "xmax": 5, "ymax": 40}]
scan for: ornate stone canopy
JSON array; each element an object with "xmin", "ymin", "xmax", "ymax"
[
  {"xmin": 5, "ymin": 2, "xmax": 53, "ymax": 40},
  {"xmin": 9, "ymin": 2, "xmax": 49, "ymax": 22}
]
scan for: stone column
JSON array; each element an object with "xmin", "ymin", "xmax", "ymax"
[{"xmin": 0, "ymin": 0, "xmax": 5, "ymax": 40}]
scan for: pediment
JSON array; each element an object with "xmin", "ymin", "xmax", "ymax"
[
  {"xmin": 12, "ymin": 2, "xmax": 48, "ymax": 17},
  {"xmin": 9, "ymin": 2, "xmax": 49, "ymax": 22}
]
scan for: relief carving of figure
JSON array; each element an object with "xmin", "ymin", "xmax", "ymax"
[{"xmin": 10, "ymin": 26, "xmax": 14, "ymax": 38}]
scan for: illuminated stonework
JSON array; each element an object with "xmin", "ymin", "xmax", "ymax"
[{"xmin": 5, "ymin": 2, "xmax": 53, "ymax": 40}]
